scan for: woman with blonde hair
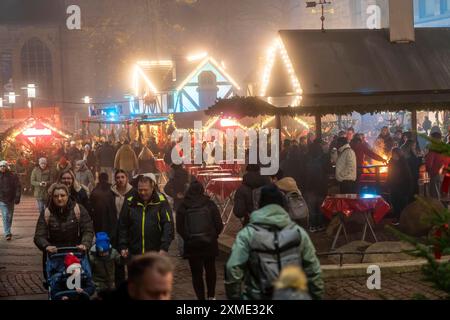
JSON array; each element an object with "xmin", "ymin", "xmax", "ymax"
[{"xmin": 272, "ymin": 265, "xmax": 312, "ymax": 300}]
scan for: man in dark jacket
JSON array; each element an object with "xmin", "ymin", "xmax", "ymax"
[
  {"xmin": 350, "ymin": 134, "xmax": 386, "ymax": 180},
  {"xmin": 96, "ymin": 140, "xmax": 116, "ymax": 183},
  {"xmin": 89, "ymin": 173, "xmax": 115, "ymax": 233},
  {"xmin": 0, "ymin": 161, "xmax": 21, "ymax": 240},
  {"xmin": 67, "ymin": 141, "xmax": 82, "ymax": 168},
  {"xmin": 118, "ymin": 175, "xmax": 174, "ymax": 257},
  {"xmin": 233, "ymin": 164, "xmax": 270, "ymax": 226}
]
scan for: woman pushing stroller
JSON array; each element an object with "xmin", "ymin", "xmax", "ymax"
[{"xmin": 34, "ymin": 183, "xmax": 95, "ymax": 299}]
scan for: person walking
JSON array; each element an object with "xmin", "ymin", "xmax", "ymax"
[
  {"xmin": 388, "ymin": 148, "xmax": 414, "ymax": 225},
  {"xmin": 118, "ymin": 174, "xmax": 174, "ymax": 258},
  {"xmin": 114, "ymin": 140, "xmax": 139, "ymax": 179},
  {"xmin": 335, "ymin": 137, "xmax": 357, "ymax": 194},
  {"xmin": 89, "ymin": 172, "xmax": 114, "ymax": 233},
  {"xmin": 83, "ymin": 144, "xmax": 97, "ymax": 177},
  {"xmin": 56, "ymin": 170, "xmax": 90, "ymax": 212},
  {"xmin": 401, "ymin": 139, "xmax": 423, "ymax": 199},
  {"xmin": 75, "ymin": 160, "xmax": 95, "ymax": 193},
  {"xmin": 30, "ymin": 157, "xmax": 53, "ymax": 217},
  {"xmin": 54, "ymin": 156, "xmax": 72, "ymax": 181},
  {"xmin": 0, "ymin": 161, "xmax": 21, "ymax": 240},
  {"xmin": 96, "ymin": 140, "xmax": 116, "ymax": 183},
  {"xmin": 137, "ymin": 146, "xmax": 157, "ymax": 174},
  {"xmin": 34, "ymin": 183, "xmax": 94, "ymax": 282},
  {"xmin": 176, "ymin": 181, "xmax": 223, "ymax": 300},
  {"xmin": 67, "ymin": 141, "xmax": 82, "ymax": 168},
  {"xmin": 225, "ymin": 184, "xmax": 324, "ymax": 300}
]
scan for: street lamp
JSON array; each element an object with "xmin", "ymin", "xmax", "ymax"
[
  {"xmin": 83, "ymin": 96, "xmax": 91, "ymax": 104},
  {"xmin": 8, "ymin": 92, "xmax": 16, "ymax": 119},
  {"xmin": 25, "ymin": 84, "xmax": 36, "ymax": 117}
]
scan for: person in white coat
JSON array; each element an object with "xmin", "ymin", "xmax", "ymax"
[{"xmin": 335, "ymin": 137, "xmax": 357, "ymax": 194}]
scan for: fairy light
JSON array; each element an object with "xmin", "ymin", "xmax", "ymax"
[
  {"xmin": 260, "ymin": 37, "xmax": 303, "ymax": 99},
  {"xmin": 135, "ymin": 65, "xmax": 158, "ymax": 94},
  {"xmin": 294, "ymin": 116, "xmax": 310, "ymax": 129}
]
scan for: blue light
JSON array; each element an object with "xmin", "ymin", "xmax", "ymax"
[{"xmin": 360, "ymin": 193, "xmax": 378, "ymax": 199}]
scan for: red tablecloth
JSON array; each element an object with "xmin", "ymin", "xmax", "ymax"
[
  {"xmin": 189, "ymin": 166, "xmax": 222, "ymax": 176},
  {"xmin": 219, "ymin": 163, "xmax": 243, "ymax": 174},
  {"xmin": 155, "ymin": 159, "xmax": 170, "ymax": 173},
  {"xmin": 206, "ymin": 177, "xmax": 243, "ymax": 200},
  {"xmin": 196, "ymin": 172, "xmax": 232, "ymax": 184},
  {"xmin": 321, "ymin": 195, "xmax": 391, "ymax": 224}
]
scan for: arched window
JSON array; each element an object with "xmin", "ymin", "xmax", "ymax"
[{"xmin": 21, "ymin": 38, "xmax": 53, "ymax": 99}]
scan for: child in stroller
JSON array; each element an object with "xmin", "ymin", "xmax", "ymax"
[{"xmin": 46, "ymin": 247, "xmax": 96, "ymax": 300}]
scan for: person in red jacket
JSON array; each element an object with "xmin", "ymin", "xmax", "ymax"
[
  {"xmin": 425, "ymin": 133, "xmax": 450, "ymax": 200},
  {"xmin": 350, "ymin": 133, "xmax": 386, "ymax": 177}
]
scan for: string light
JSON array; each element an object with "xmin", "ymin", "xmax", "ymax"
[{"xmin": 259, "ymin": 37, "xmax": 303, "ymax": 100}]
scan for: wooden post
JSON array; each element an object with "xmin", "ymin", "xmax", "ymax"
[
  {"xmin": 411, "ymin": 110, "xmax": 418, "ymax": 134},
  {"xmin": 315, "ymin": 114, "xmax": 322, "ymax": 139}
]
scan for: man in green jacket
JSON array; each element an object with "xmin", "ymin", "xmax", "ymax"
[
  {"xmin": 225, "ymin": 184, "xmax": 324, "ymax": 300},
  {"xmin": 30, "ymin": 158, "xmax": 53, "ymax": 216}
]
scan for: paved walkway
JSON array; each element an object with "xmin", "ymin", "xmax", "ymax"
[{"xmin": 0, "ymin": 197, "xmax": 447, "ymax": 300}]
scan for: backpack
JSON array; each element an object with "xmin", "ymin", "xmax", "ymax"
[
  {"xmin": 285, "ymin": 191, "xmax": 309, "ymax": 221},
  {"xmin": 252, "ymin": 186, "xmax": 264, "ymax": 211},
  {"xmin": 184, "ymin": 205, "xmax": 215, "ymax": 248},
  {"xmin": 248, "ymin": 223, "xmax": 302, "ymax": 299}
]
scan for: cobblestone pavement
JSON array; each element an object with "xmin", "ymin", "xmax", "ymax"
[{"xmin": 0, "ymin": 197, "xmax": 447, "ymax": 300}]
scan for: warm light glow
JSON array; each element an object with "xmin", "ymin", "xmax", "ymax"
[
  {"xmin": 26, "ymin": 84, "xmax": 36, "ymax": 98},
  {"xmin": 83, "ymin": 96, "xmax": 91, "ymax": 104},
  {"xmin": 220, "ymin": 118, "xmax": 239, "ymax": 128},
  {"xmin": 176, "ymin": 57, "xmax": 241, "ymax": 91},
  {"xmin": 0, "ymin": 99, "xmax": 3, "ymax": 108},
  {"xmin": 294, "ymin": 117, "xmax": 310, "ymax": 129},
  {"xmin": 135, "ymin": 65, "xmax": 158, "ymax": 94},
  {"xmin": 23, "ymin": 128, "xmax": 52, "ymax": 137},
  {"xmin": 132, "ymin": 66, "xmax": 139, "ymax": 96},
  {"xmin": 259, "ymin": 37, "xmax": 303, "ymax": 98},
  {"xmin": 137, "ymin": 60, "xmax": 173, "ymax": 67},
  {"xmin": 187, "ymin": 52, "xmax": 208, "ymax": 62},
  {"xmin": 8, "ymin": 92, "xmax": 16, "ymax": 104}
]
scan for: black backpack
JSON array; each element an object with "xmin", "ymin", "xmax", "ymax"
[{"xmin": 184, "ymin": 205, "xmax": 215, "ymax": 248}]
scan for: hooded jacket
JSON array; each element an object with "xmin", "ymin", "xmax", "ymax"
[
  {"xmin": 118, "ymin": 191, "xmax": 174, "ymax": 255},
  {"xmin": 89, "ymin": 245, "xmax": 121, "ymax": 291},
  {"xmin": 30, "ymin": 166, "xmax": 53, "ymax": 200},
  {"xmin": 34, "ymin": 198, "xmax": 94, "ymax": 251},
  {"xmin": 96, "ymin": 143, "xmax": 116, "ymax": 168},
  {"xmin": 75, "ymin": 161, "xmax": 95, "ymax": 192},
  {"xmin": 176, "ymin": 192, "xmax": 223, "ymax": 258},
  {"xmin": 233, "ymin": 171, "xmax": 270, "ymax": 223},
  {"xmin": 114, "ymin": 144, "xmax": 139, "ymax": 172},
  {"xmin": 225, "ymin": 204, "xmax": 324, "ymax": 300},
  {"xmin": 335, "ymin": 144, "xmax": 357, "ymax": 182},
  {"xmin": 138, "ymin": 146, "xmax": 157, "ymax": 174}
]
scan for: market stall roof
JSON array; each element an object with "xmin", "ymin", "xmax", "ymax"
[
  {"xmin": 0, "ymin": 117, "xmax": 71, "ymax": 143},
  {"xmin": 262, "ymin": 28, "xmax": 450, "ymax": 113}
]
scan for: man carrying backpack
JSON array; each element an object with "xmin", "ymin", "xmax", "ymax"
[
  {"xmin": 225, "ymin": 184, "xmax": 323, "ymax": 300},
  {"xmin": 233, "ymin": 164, "xmax": 271, "ymax": 226},
  {"xmin": 176, "ymin": 181, "xmax": 223, "ymax": 300}
]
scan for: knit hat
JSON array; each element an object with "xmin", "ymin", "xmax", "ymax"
[
  {"xmin": 95, "ymin": 232, "xmax": 111, "ymax": 253},
  {"xmin": 64, "ymin": 253, "xmax": 81, "ymax": 269},
  {"xmin": 0, "ymin": 160, "xmax": 8, "ymax": 167}
]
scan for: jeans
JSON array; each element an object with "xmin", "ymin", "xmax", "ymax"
[
  {"xmin": 188, "ymin": 257, "xmax": 217, "ymax": 300},
  {"xmin": 36, "ymin": 199, "xmax": 46, "ymax": 217},
  {"xmin": 0, "ymin": 201, "xmax": 14, "ymax": 236}
]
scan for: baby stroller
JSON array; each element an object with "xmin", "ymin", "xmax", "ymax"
[{"xmin": 46, "ymin": 247, "xmax": 94, "ymax": 300}]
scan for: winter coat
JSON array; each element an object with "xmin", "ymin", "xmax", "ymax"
[
  {"xmin": 0, "ymin": 171, "xmax": 21, "ymax": 205},
  {"xmin": 75, "ymin": 162, "xmax": 95, "ymax": 192},
  {"xmin": 83, "ymin": 151, "xmax": 97, "ymax": 171},
  {"xmin": 34, "ymin": 199, "xmax": 94, "ymax": 251},
  {"xmin": 114, "ymin": 144, "xmax": 139, "ymax": 172},
  {"xmin": 176, "ymin": 194, "xmax": 223, "ymax": 258},
  {"xmin": 118, "ymin": 191, "xmax": 174, "ymax": 255},
  {"xmin": 96, "ymin": 143, "xmax": 116, "ymax": 168},
  {"xmin": 225, "ymin": 204, "xmax": 324, "ymax": 300},
  {"xmin": 55, "ymin": 162, "xmax": 72, "ymax": 181},
  {"xmin": 233, "ymin": 171, "xmax": 271, "ymax": 224},
  {"xmin": 282, "ymin": 145, "xmax": 308, "ymax": 191},
  {"xmin": 335, "ymin": 144, "xmax": 357, "ymax": 182},
  {"xmin": 30, "ymin": 167, "xmax": 53, "ymax": 200},
  {"xmin": 67, "ymin": 147, "xmax": 82, "ymax": 165},
  {"xmin": 388, "ymin": 158, "xmax": 414, "ymax": 197},
  {"xmin": 88, "ymin": 182, "xmax": 114, "ymax": 233},
  {"xmin": 350, "ymin": 138, "xmax": 385, "ymax": 167},
  {"xmin": 106, "ymin": 184, "xmax": 136, "ymax": 247},
  {"xmin": 89, "ymin": 246, "xmax": 121, "ymax": 292},
  {"xmin": 164, "ymin": 166, "xmax": 190, "ymax": 211},
  {"xmin": 425, "ymin": 151, "xmax": 450, "ymax": 177},
  {"xmin": 304, "ymin": 153, "xmax": 329, "ymax": 196}
]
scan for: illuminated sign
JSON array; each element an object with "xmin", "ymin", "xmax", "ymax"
[
  {"xmin": 23, "ymin": 128, "xmax": 52, "ymax": 137},
  {"xmin": 220, "ymin": 118, "xmax": 239, "ymax": 128}
]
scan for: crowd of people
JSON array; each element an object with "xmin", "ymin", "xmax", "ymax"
[{"xmin": 0, "ymin": 121, "xmax": 449, "ymax": 300}]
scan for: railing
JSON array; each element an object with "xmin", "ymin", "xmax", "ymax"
[{"xmin": 317, "ymin": 251, "xmax": 407, "ymax": 267}]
